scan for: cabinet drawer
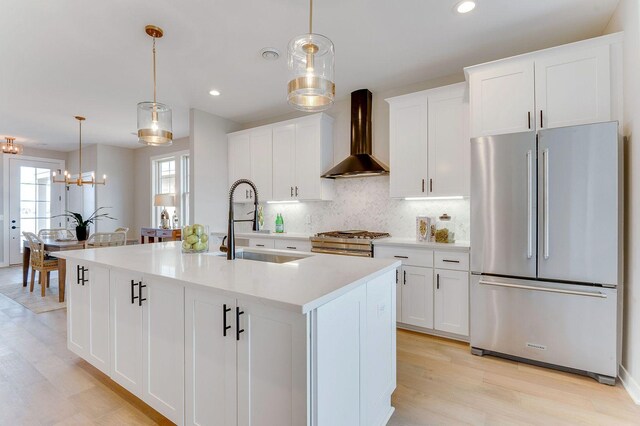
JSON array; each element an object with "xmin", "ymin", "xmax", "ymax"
[
  {"xmin": 274, "ymin": 239, "xmax": 311, "ymax": 252},
  {"xmin": 374, "ymin": 246, "xmax": 433, "ymax": 268},
  {"xmin": 434, "ymin": 251, "xmax": 469, "ymax": 271},
  {"xmin": 249, "ymin": 239, "xmax": 276, "ymax": 249},
  {"xmin": 156, "ymin": 229, "xmax": 175, "ymax": 238},
  {"xmin": 141, "ymin": 228, "xmax": 156, "ymax": 237}
]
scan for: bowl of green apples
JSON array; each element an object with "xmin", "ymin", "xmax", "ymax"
[{"xmin": 182, "ymin": 224, "xmax": 209, "ymax": 253}]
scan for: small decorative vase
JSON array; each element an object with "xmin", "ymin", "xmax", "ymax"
[{"xmin": 76, "ymin": 226, "xmax": 89, "ymax": 241}]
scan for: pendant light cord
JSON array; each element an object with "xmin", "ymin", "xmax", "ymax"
[
  {"xmin": 78, "ymin": 119, "xmax": 82, "ymax": 181},
  {"xmin": 309, "ymin": 0, "xmax": 313, "ymax": 34},
  {"xmin": 152, "ymin": 37, "xmax": 157, "ymax": 105}
]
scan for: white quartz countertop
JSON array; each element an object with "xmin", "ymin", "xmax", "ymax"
[
  {"xmin": 211, "ymin": 231, "xmax": 312, "ymax": 241},
  {"xmin": 53, "ymin": 242, "xmax": 399, "ymax": 314},
  {"xmin": 373, "ymin": 237, "xmax": 470, "ymax": 251}
]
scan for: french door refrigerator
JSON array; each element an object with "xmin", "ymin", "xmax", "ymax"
[{"xmin": 470, "ymin": 121, "xmax": 621, "ymax": 384}]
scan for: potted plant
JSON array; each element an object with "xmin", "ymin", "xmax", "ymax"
[{"xmin": 55, "ymin": 207, "xmax": 116, "ymax": 241}]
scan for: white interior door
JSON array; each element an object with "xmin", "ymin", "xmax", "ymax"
[{"xmin": 8, "ymin": 157, "xmax": 64, "ymax": 265}]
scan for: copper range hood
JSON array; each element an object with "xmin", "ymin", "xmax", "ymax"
[{"xmin": 322, "ymin": 89, "xmax": 389, "ymax": 178}]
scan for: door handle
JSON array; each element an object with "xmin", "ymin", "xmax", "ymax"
[
  {"xmin": 526, "ymin": 150, "xmax": 533, "ymax": 259},
  {"xmin": 436, "ymin": 273, "xmax": 440, "ymax": 290},
  {"xmin": 543, "ymin": 149, "xmax": 550, "ymax": 260},
  {"xmin": 430, "ymin": 179, "xmax": 433, "ymax": 193},
  {"xmin": 478, "ymin": 280, "xmax": 607, "ymax": 298},
  {"xmin": 223, "ymin": 304, "xmax": 232, "ymax": 337},
  {"xmin": 236, "ymin": 306, "xmax": 245, "ymax": 341}
]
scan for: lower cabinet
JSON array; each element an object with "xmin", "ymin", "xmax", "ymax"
[
  {"xmin": 110, "ymin": 270, "xmax": 184, "ymax": 424},
  {"xmin": 434, "ymin": 269, "xmax": 470, "ymax": 336},
  {"xmin": 400, "ymin": 265, "xmax": 434, "ymax": 329},
  {"xmin": 67, "ymin": 261, "xmax": 110, "ymax": 374}
]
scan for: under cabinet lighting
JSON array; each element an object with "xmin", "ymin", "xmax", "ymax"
[
  {"xmin": 266, "ymin": 200, "xmax": 300, "ymax": 204},
  {"xmin": 404, "ymin": 196, "xmax": 465, "ymax": 201}
]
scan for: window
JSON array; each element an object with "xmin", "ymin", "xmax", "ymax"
[{"xmin": 152, "ymin": 152, "xmax": 189, "ymax": 227}]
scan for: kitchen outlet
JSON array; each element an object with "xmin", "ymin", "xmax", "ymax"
[{"xmin": 305, "ymin": 215, "xmax": 312, "ymax": 225}]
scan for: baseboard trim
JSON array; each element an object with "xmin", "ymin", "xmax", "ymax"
[{"xmin": 619, "ymin": 364, "xmax": 640, "ymax": 405}]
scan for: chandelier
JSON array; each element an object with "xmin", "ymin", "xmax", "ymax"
[
  {"xmin": 137, "ymin": 25, "xmax": 173, "ymax": 146},
  {"xmin": 287, "ymin": 0, "xmax": 335, "ymax": 111},
  {"xmin": 52, "ymin": 116, "xmax": 106, "ymax": 186},
  {"xmin": 2, "ymin": 137, "xmax": 22, "ymax": 155}
]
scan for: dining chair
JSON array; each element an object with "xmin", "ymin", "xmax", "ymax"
[
  {"xmin": 23, "ymin": 232, "xmax": 59, "ymax": 297},
  {"xmin": 114, "ymin": 227, "xmax": 129, "ymax": 240},
  {"xmin": 37, "ymin": 228, "xmax": 75, "ymax": 240},
  {"xmin": 85, "ymin": 232, "xmax": 126, "ymax": 248}
]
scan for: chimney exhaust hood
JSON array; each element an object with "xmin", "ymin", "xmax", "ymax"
[{"xmin": 322, "ymin": 89, "xmax": 389, "ymax": 179}]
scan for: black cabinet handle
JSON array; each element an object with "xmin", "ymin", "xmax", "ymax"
[
  {"xmin": 437, "ymin": 273, "xmax": 440, "ymax": 290},
  {"xmin": 77, "ymin": 265, "xmax": 82, "ymax": 285},
  {"xmin": 422, "ymin": 179, "xmax": 425, "ymax": 193},
  {"xmin": 131, "ymin": 280, "xmax": 139, "ymax": 304},
  {"xmin": 396, "ymin": 269, "xmax": 398, "ymax": 284},
  {"xmin": 528, "ymin": 111, "xmax": 531, "ymax": 129},
  {"xmin": 256, "ymin": 244, "xmax": 265, "ymax": 247},
  {"xmin": 82, "ymin": 267, "xmax": 88, "ymax": 286},
  {"xmin": 291, "ymin": 186, "xmax": 293, "ymax": 197},
  {"xmin": 236, "ymin": 306, "xmax": 245, "ymax": 341},
  {"xmin": 295, "ymin": 186, "xmax": 299, "ymax": 197},
  {"xmin": 430, "ymin": 179, "xmax": 433, "ymax": 193},
  {"xmin": 442, "ymin": 259, "xmax": 460, "ymax": 263},
  {"xmin": 286, "ymin": 246, "xmax": 297, "ymax": 250},
  {"xmin": 11, "ymin": 226, "xmax": 16, "ymax": 229},
  {"xmin": 540, "ymin": 110, "xmax": 543, "ymax": 128},
  {"xmin": 394, "ymin": 255, "xmax": 408, "ymax": 259},
  {"xmin": 403, "ymin": 270, "xmax": 407, "ymax": 285},
  {"xmin": 138, "ymin": 283, "xmax": 147, "ymax": 306},
  {"xmin": 223, "ymin": 304, "xmax": 232, "ymax": 337}
]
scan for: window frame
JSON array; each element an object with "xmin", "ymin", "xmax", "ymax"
[{"xmin": 150, "ymin": 150, "xmax": 189, "ymax": 228}]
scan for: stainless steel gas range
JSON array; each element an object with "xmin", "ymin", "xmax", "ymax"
[{"xmin": 310, "ymin": 230, "xmax": 390, "ymax": 257}]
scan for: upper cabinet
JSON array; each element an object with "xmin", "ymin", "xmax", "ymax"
[
  {"xmin": 231, "ymin": 113, "xmax": 334, "ymax": 203},
  {"xmin": 386, "ymin": 82, "xmax": 469, "ymax": 199},
  {"xmin": 466, "ymin": 33, "xmax": 621, "ymax": 138}
]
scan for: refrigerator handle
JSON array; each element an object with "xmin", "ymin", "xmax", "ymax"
[
  {"xmin": 526, "ymin": 150, "xmax": 533, "ymax": 259},
  {"xmin": 543, "ymin": 148, "xmax": 550, "ymax": 260}
]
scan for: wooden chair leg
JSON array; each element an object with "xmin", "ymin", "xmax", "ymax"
[
  {"xmin": 30, "ymin": 269, "xmax": 35, "ymax": 292},
  {"xmin": 39, "ymin": 271, "xmax": 43, "ymax": 285},
  {"xmin": 46, "ymin": 271, "xmax": 50, "ymax": 288},
  {"xmin": 41, "ymin": 272, "xmax": 47, "ymax": 297}
]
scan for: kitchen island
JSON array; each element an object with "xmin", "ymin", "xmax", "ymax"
[{"xmin": 53, "ymin": 242, "xmax": 399, "ymax": 426}]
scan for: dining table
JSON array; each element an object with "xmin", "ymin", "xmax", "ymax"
[{"xmin": 22, "ymin": 238, "xmax": 138, "ymax": 302}]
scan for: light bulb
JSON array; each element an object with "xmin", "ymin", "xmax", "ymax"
[
  {"xmin": 151, "ymin": 121, "xmax": 159, "ymax": 131},
  {"xmin": 103, "ymin": 174, "xmax": 107, "ymax": 180}
]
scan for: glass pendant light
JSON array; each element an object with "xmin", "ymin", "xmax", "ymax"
[
  {"xmin": 137, "ymin": 25, "xmax": 173, "ymax": 146},
  {"xmin": 1, "ymin": 137, "xmax": 23, "ymax": 155},
  {"xmin": 287, "ymin": 0, "xmax": 335, "ymax": 111}
]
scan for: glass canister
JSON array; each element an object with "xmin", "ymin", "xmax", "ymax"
[
  {"xmin": 182, "ymin": 224, "xmax": 209, "ymax": 253},
  {"xmin": 435, "ymin": 214, "xmax": 456, "ymax": 243}
]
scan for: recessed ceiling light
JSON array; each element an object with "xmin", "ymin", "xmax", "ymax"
[
  {"xmin": 260, "ymin": 47, "xmax": 280, "ymax": 61},
  {"xmin": 456, "ymin": 0, "xmax": 476, "ymax": 13},
  {"xmin": 209, "ymin": 89, "xmax": 221, "ymax": 96}
]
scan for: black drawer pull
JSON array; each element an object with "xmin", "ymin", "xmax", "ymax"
[
  {"xmin": 236, "ymin": 307, "xmax": 245, "ymax": 341},
  {"xmin": 403, "ymin": 270, "xmax": 407, "ymax": 285},
  {"xmin": 131, "ymin": 280, "xmax": 139, "ymax": 304},
  {"xmin": 77, "ymin": 265, "xmax": 82, "ymax": 285},
  {"xmin": 223, "ymin": 304, "xmax": 232, "ymax": 337},
  {"xmin": 437, "ymin": 273, "xmax": 440, "ymax": 289},
  {"xmin": 394, "ymin": 255, "xmax": 409, "ymax": 259},
  {"xmin": 286, "ymin": 246, "xmax": 297, "ymax": 250},
  {"xmin": 442, "ymin": 259, "xmax": 460, "ymax": 263},
  {"xmin": 138, "ymin": 283, "xmax": 147, "ymax": 306},
  {"xmin": 256, "ymin": 244, "xmax": 265, "ymax": 247},
  {"xmin": 396, "ymin": 269, "xmax": 398, "ymax": 284}
]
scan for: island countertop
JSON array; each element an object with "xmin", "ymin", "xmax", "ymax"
[{"xmin": 53, "ymin": 242, "xmax": 400, "ymax": 314}]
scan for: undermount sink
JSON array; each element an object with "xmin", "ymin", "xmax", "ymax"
[{"xmin": 217, "ymin": 251, "xmax": 306, "ymax": 264}]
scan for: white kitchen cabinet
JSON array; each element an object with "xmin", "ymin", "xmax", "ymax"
[
  {"xmin": 237, "ymin": 298, "xmax": 308, "ymax": 426},
  {"xmin": 109, "ymin": 270, "xmax": 144, "ymax": 395},
  {"xmin": 142, "ymin": 276, "xmax": 184, "ymax": 424},
  {"xmin": 427, "ymin": 85, "xmax": 470, "ymax": 196},
  {"xmin": 228, "ymin": 133, "xmax": 253, "ymax": 203},
  {"xmin": 387, "ymin": 93, "xmax": 428, "ymax": 198},
  {"xmin": 273, "ymin": 238, "xmax": 311, "ymax": 252},
  {"xmin": 400, "ymin": 265, "xmax": 434, "ymax": 329},
  {"xmin": 535, "ymin": 45, "xmax": 610, "ymax": 130},
  {"xmin": 469, "ymin": 60, "xmax": 535, "ymax": 137},
  {"xmin": 466, "ymin": 33, "xmax": 620, "ymax": 137},
  {"xmin": 434, "ymin": 269, "xmax": 469, "ymax": 336},
  {"xmin": 272, "ymin": 124, "xmax": 296, "ymax": 201},
  {"xmin": 249, "ymin": 238, "xmax": 276, "ymax": 249},
  {"xmin": 185, "ymin": 288, "xmax": 237, "ymax": 426},
  {"xmin": 67, "ymin": 262, "xmax": 110, "ymax": 374},
  {"xmin": 271, "ymin": 114, "xmax": 334, "ymax": 201},
  {"xmin": 249, "ymin": 128, "xmax": 273, "ymax": 202},
  {"xmin": 110, "ymin": 271, "xmax": 184, "ymax": 424},
  {"xmin": 395, "ymin": 266, "xmax": 402, "ymax": 322},
  {"xmin": 387, "ymin": 83, "xmax": 469, "ymax": 198}
]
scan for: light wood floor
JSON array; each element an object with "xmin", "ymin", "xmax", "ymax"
[{"xmin": 0, "ymin": 266, "xmax": 638, "ymax": 425}]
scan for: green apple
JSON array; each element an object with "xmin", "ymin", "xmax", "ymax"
[
  {"xmin": 193, "ymin": 224, "xmax": 204, "ymax": 237},
  {"xmin": 186, "ymin": 234, "xmax": 199, "ymax": 245},
  {"xmin": 182, "ymin": 240, "xmax": 192, "ymax": 250},
  {"xmin": 183, "ymin": 225, "xmax": 193, "ymax": 236},
  {"xmin": 200, "ymin": 234, "xmax": 209, "ymax": 243},
  {"xmin": 193, "ymin": 241, "xmax": 206, "ymax": 251}
]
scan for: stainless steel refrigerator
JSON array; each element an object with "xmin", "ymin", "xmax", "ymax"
[{"xmin": 470, "ymin": 121, "xmax": 621, "ymax": 385}]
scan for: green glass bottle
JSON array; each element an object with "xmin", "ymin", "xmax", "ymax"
[{"xmin": 275, "ymin": 213, "xmax": 284, "ymax": 233}]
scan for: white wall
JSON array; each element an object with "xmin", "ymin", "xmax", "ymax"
[
  {"xmin": 190, "ymin": 108, "xmax": 240, "ymax": 231},
  {"xmin": 95, "ymin": 145, "xmax": 134, "ymax": 233},
  {"xmin": 605, "ymin": 0, "xmax": 640, "ymax": 403},
  {"xmin": 132, "ymin": 137, "xmax": 190, "ymax": 234}
]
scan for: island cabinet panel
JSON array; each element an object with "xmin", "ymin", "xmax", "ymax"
[
  {"xmin": 237, "ymin": 299, "xmax": 308, "ymax": 426},
  {"xmin": 185, "ymin": 288, "xmax": 237, "ymax": 426},
  {"xmin": 67, "ymin": 261, "xmax": 110, "ymax": 374},
  {"xmin": 142, "ymin": 276, "xmax": 184, "ymax": 424}
]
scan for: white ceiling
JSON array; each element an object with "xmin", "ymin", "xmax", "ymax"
[{"xmin": 0, "ymin": 0, "xmax": 619, "ymax": 151}]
